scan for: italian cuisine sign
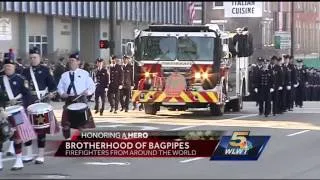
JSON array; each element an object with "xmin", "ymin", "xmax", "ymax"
[{"xmin": 224, "ymin": 2, "xmax": 263, "ymax": 18}]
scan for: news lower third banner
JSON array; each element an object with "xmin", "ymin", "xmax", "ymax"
[{"xmin": 54, "ymin": 130, "xmax": 270, "ymax": 160}]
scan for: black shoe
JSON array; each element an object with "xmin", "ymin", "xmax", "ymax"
[
  {"xmin": 22, "ymin": 159, "xmax": 33, "ymax": 163},
  {"xmin": 265, "ymin": 114, "xmax": 268, "ymax": 117},
  {"xmin": 100, "ymin": 111, "xmax": 103, "ymax": 116},
  {"xmin": 95, "ymin": 110, "xmax": 99, "ymax": 114},
  {"xmin": 11, "ymin": 167, "xmax": 23, "ymax": 171},
  {"xmin": 110, "ymin": 108, "xmax": 113, "ymax": 112},
  {"xmin": 114, "ymin": 111, "xmax": 117, "ymax": 114},
  {"xmin": 120, "ymin": 108, "xmax": 124, "ymax": 112},
  {"xmin": 35, "ymin": 160, "xmax": 44, "ymax": 164},
  {"xmin": 125, "ymin": 109, "xmax": 128, "ymax": 112}
]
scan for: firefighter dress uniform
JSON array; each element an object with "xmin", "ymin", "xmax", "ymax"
[{"xmin": 94, "ymin": 58, "xmax": 109, "ymax": 115}]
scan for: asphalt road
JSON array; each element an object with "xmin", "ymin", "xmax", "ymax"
[{"xmin": 1, "ymin": 101, "xmax": 320, "ymax": 179}]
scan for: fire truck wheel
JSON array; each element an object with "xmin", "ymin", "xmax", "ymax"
[
  {"xmin": 144, "ymin": 104, "xmax": 158, "ymax": 115},
  {"xmin": 209, "ymin": 104, "xmax": 224, "ymax": 116}
]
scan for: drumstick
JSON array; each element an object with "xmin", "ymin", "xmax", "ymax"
[
  {"xmin": 35, "ymin": 91, "xmax": 57, "ymax": 103},
  {"xmin": 72, "ymin": 88, "xmax": 89, "ymax": 102}
]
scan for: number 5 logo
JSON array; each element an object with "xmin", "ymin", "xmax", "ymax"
[{"xmin": 229, "ymin": 131, "xmax": 250, "ymax": 147}]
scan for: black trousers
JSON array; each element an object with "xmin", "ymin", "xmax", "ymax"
[
  {"xmin": 295, "ymin": 85, "xmax": 305, "ymax": 107},
  {"xmin": 258, "ymin": 87, "xmax": 271, "ymax": 116},
  {"xmin": 108, "ymin": 89, "xmax": 120, "ymax": 111},
  {"xmin": 120, "ymin": 88, "xmax": 131, "ymax": 110},
  {"xmin": 95, "ymin": 90, "xmax": 106, "ymax": 111},
  {"xmin": 272, "ymin": 89, "xmax": 283, "ymax": 115},
  {"xmin": 283, "ymin": 88, "xmax": 292, "ymax": 110}
]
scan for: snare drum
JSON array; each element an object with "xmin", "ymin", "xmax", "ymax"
[
  {"xmin": 6, "ymin": 105, "xmax": 25, "ymax": 127},
  {"xmin": 5, "ymin": 105, "xmax": 36, "ymax": 143},
  {"xmin": 27, "ymin": 103, "xmax": 53, "ymax": 129},
  {"xmin": 67, "ymin": 103, "xmax": 88, "ymax": 129}
]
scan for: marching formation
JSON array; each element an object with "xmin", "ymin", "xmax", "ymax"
[
  {"xmin": 249, "ymin": 54, "xmax": 313, "ymax": 117},
  {"xmin": 0, "ymin": 48, "xmax": 137, "ymax": 171}
]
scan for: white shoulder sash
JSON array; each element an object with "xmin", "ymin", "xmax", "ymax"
[
  {"xmin": 30, "ymin": 67, "xmax": 41, "ymax": 100},
  {"xmin": 3, "ymin": 75, "xmax": 15, "ymax": 100}
]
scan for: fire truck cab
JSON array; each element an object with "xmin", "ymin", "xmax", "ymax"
[{"xmin": 126, "ymin": 24, "xmax": 249, "ymax": 116}]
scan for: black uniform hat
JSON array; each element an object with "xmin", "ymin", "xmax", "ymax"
[
  {"xmin": 3, "ymin": 53, "xmax": 14, "ymax": 65},
  {"xmin": 271, "ymin": 56, "xmax": 278, "ymax": 61},
  {"xmin": 296, "ymin": 59, "xmax": 303, "ymax": 63},
  {"xmin": 96, "ymin": 57, "xmax": 103, "ymax": 62},
  {"xmin": 29, "ymin": 47, "xmax": 40, "ymax": 54},
  {"xmin": 111, "ymin": 55, "xmax": 117, "ymax": 60},
  {"xmin": 69, "ymin": 52, "xmax": 79, "ymax": 60},
  {"xmin": 257, "ymin": 57, "xmax": 264, "ymax": 62},
  {"xmin": 277, "ymin": 57, "xmax": 282, "ymax": 61},
  {"xmin": 283, "ymin": 54, "xmax": 290, "ymax": 59}
]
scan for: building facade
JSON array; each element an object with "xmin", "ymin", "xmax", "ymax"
[
  {"xmin": 193, "ymin": 2, "xmax": 320, "ymax": 62},
  {"xmin": 0, "ymin": 1, "xmax": 186, "ymax": 63}
]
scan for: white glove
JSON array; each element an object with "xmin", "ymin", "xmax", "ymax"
[
  {"xmin": 83, "ymin": 90, "xmax": 91, "ymax": 96},
  {"xmin": 294, "ymin": 83, "xmax": 299, "ymax": 88},
  {"xmin": 105, "ymin": 88, "xmax": 108, "ymax": 92},
  {"xmin": 254, "ymin": 88, "xmax": 258, "ymax": 93},
  {"xmin": 270, "ymin": 88, "xmax": 274, "ymax": 93},
  {"xmin": 286, "ymin": 86, "xmax": 291, "ymax": 90},
  {"xmin": 278, "ymin": 86, "xmax": 283, "ymax": 91},
  {"xmin": 119, "ymin": 85, "xmax": 123, "ymax": 89},
  {"xmin": 131, "ymin": 86, "xmax": 134, "ymax": 90}
]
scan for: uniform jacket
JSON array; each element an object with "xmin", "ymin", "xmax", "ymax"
[
  {"xmin": 122, "ymin": 64, "xmax": 134, "ymax": 89},
  {"xmin": 109, "ymin": 64, "xmax": 123, "ymax": 91},
  {"xmin": 95, "ymin": 68, "xmax": 109, "ymax": 92}
]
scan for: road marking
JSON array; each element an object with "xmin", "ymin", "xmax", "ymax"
[
  {"xmin": 287, "ymin": 130, "xmax": 311, "ymax": 136},
  {"xmin": 179, "ymin": 157, "xmax": 204, "ymax": 163},
  {"xmin": 84, "ymin": 162, "xmax": 130, "ymax": 166},
  {"xmin": 229, "ymin": 114, "xmax": 257, "ymax": 120},
  {"xmin": 97, "ymin": 124, "xmax": 159, "ymax": 130},
  {"xmin": 2, "ymin": 150, "xmax": 56, "ymax": 162},
  {"xmin": 169, "ymin": 126, "xmax": 198, "ymax": 131}
]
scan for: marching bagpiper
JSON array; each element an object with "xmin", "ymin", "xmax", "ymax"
[
  {"xmin": 0, "ymin": 53, "xmax": 36, "ymax": 170},
  {"xmin": 57, "ymin": 52, "xmax": 96, "ymax": 140}
]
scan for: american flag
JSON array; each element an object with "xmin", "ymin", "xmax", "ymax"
[
  {"xmin": 188, "ymin": 2, "xmax": 195, "ymax": 25},
  {"xmin": 14, "ymin": 111, "xmax": 37, "ymax": 143}
]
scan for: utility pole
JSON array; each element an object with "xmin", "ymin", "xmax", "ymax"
[
  {"xmin": 290, "ymin": 1, "xmax": 294, "ymax": 56},
  {"xmin": 109, "ymin": 2, "xmax": 116, "ymax": 56},
  {"xmin": 201, "ymin": 2, "xmax": 206, "ymax": 25}
]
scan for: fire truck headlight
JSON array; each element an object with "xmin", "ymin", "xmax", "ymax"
[
  {"xmin": 195, "ymin": 72, "xmax": 201, "ymax": 79},
  {"xmin": 145, "ymin": 72, "xmax": 150, "ymax": 78},
  {"xmin": 202, "ymin": 72, "xmax": 208, "ymax": 79}
]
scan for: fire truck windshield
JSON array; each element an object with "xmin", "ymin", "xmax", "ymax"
[
  {"xmin": 177, "ymin": 37, "xmax": 214, "ymax": 61},
  {"xmin": 139, "ymin": 36, "xmax": 214, "ymax": 61},
  {"xmin": 140, "ymin": 36, "xmax": 177, "ymax": 61}
]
